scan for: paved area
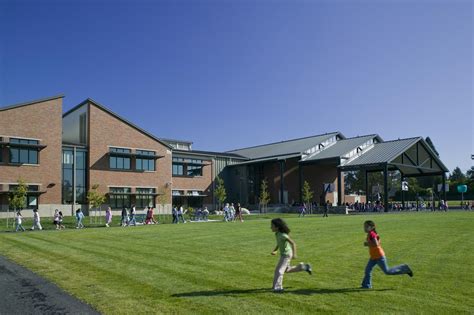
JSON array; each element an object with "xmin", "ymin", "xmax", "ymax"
[{"xmin": 0, "ymin": 255, "xmax": 99, "ymax": 315}]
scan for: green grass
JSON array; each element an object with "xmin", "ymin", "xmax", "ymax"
[{"xmin": 0, "ymin": 212, "xmax": 473, "ymax": 314}]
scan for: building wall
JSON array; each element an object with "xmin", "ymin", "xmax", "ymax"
[
  {"xmin": 301, "ymin": 163, "xmax": 343, "ymax": 206},
  {"xmin": 172, "ymin": 159, "xmax": 213, "ymax": 205},
  {"xmin": 0, "ymin": 97, "xmax": 63, "ymax": 217},
  {"xmin": 87, "ymin": 103, "xmax": 173, "ymax": 212}
]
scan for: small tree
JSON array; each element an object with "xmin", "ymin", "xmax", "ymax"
[
  {"xmin": 87, "ymin": 184, "xmax": 106, "ymax": 224},
  {"xmin": 157, "ymin": 185, "xmax": 170, "ymax": 223},
  {"xmin": 215, "ymin": 176, "xmax": 227, "ymax": 211},
  {"xmin": 302, "ymin": 180, "xmax": 314, "ymax": 214},
  {"xmin": 8, "ymin": 179, "xmax": 28, "ymax": 228},
  {"xmin": 259, "ymin": 179, "xmax": 270, "ymax": 213}
]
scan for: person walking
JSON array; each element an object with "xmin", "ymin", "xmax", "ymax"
[
  {"xmin": 15, "ymin": 211, "xmax": 25, "ymax": 232},
  {"xmin": 235, "ymin": 203, "xmax": 243, "ymax": 222},
  {"xmin": 105, "ymin": 206, "xmax": 112, "ymax": 227},
  {"xmin": 75, "ymin": 209, "xmax": 84, "ymax": 229},
  {"xmin": 323, "ymin": 200, "xmax": 330, "ymax": 217},
  {"xmin": 30, "ymin": 208, "xmax": 42, "ymax": 230}
]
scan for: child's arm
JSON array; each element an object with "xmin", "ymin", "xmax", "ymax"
[
  {"xmin": 271, "ymin": 245, "xmax": 278, "ymax": 255},
  {"xmin": 287, "ymin": 237, "xmax": 297, "ymax": 259}
]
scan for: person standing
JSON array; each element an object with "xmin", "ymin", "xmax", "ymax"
[
  {"xmin": 323, "ymin": 200, "xmax": 330, "ymax": 217},
  {"xmin": 105, "ymin": 206, "xmax": 112, "ymax": 227},
  {"xmin": 270, "ymin": 218, "xmax": 312, "ymax": 292},
  {"xmin": 361, "ymin": 220, "xmax": 413, "ymax": 289},
  {"xmin": 235, "ymin": 203, "xmax": 243, "ymax": 222}
]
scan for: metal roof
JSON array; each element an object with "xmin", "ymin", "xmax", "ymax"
[
  {"xmin": 302, "ymin": 135, "xmax": 382, "ymax": 162},
  {"xmin": 343, "ymin": 137, "xmax": 420, "ymax": 166},
  {"xmin": 173, "ymin": 149, "xmax": 247, "ymax": 159},
  {"xmin": 341, "ymin": 137, "xmax": 449, "ymax": 174},
  {"xmin": 0, "ymin": 94, "xmax": 64, "ymax": 112},
  {"xmin": 232, "ymin": 153, "xmax": 302, "ymax": 166},
  {"xmin": 227, "ymin": 132, "xmax": 344, "ymax": 160}
]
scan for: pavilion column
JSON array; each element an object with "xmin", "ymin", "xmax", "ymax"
[
  {"xmin": 383, "ymin": 163, "xmax": 389, "ymax": 212},
  {"xmin": 365, "ymin": 170, "xmax": 369, "ymax": 204},
  {"xmin": 442, "ymin": 172, "xmax": 447, "ymax": 202},
  {"xmin": 279, "ymin": 160, "xmax": 285, "ymax": 204},
  {"xmin": 337, "ymin": 168, "xmax": 342, "ymax": 206},
  {"xmin": 299, "ymin": 164, "xmax": 303, "ymax": 204}
]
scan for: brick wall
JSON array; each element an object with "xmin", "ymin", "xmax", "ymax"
[
  {"xmin": 87, "ymin": 103, "xmax": 173, "ymax": 210},
  {"xmin": 0, "ymin": 97, "xmax": 63, "ymax": 216}
]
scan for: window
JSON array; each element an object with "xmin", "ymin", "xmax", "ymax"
[
  {"xmin": 187, "ymin": 159, "xmax": 203, "ymax": 176},
  {"xmin": 109, "ymin": 148, "xmax": 131, "ymax": 170},
  {"xmin": 8, "ymin": 185, "xmax": 39, "ymax": 210},
  {"xmin": 62, "ymin": 149, "xmax": 87, "ymax": 204},
  {"xmin": 172, "ymin": 157, "xmax": 184, "ymax": 176},
  {"xmin": 9, "ymin": 138, "xmax": 39, "ymax": 164},
  {"xmin": 136, "ymin": 150, "xmax": 155, "ymax": 171},
  {"xmin": 109, "ymin": 187, "xmax": 131, "ymax": 209},
  {"xmin": 136, "ymin": 188, "xmax": 156, "ymax": 208}
]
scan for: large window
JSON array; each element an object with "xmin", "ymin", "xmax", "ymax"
[
  {"xmin": 187, "ymin": 159, "xmax": 203, "ymax": 176},
  {"xmin": 9, "ymin": 138, "xmax": 39, "ymax": 164},
  {"xmin": 136, "ymin": 188, "xmax": 156, "ymax": 208},
  {"xmin": 172, "ymin": 157, "xmax": 184, "ymax": 176},
  {"xmin": 109, "ymin": 148, "xmax": 131, "ymax": 170},
  {"xmin": 109, "ymin": 187, "xmax": 131, "ymax": 209},
  {"xmin": 136, "ymin": 150, "xmax": 155, "ymax": 171},
  {"xmin": 62, "ymin": 148, "xmax": 87, "ymax": 204}
]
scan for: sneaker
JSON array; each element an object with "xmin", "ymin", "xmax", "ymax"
[
  {"xmin": 273, "ymin": 289, "xmax": 284, "ymax": 293},
  {"xmin": 305, "ymin": 264, "xmax": 313, "ymax": 275},
  {"xmin": 407, "ymin": 266, "xmax": 413, "ymax": 277}
]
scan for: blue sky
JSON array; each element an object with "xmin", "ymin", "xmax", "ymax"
[{"xmin": 0, "ymin": 0, "xmax": 472, "ymax": 172}]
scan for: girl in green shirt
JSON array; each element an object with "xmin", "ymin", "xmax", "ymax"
[{"xmin": 271, "ymin": 218, "xmax": 312, "ymax": 292}]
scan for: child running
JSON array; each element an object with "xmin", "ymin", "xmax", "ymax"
[
  {"xmin": 361, "ymin": 220, "xmax": 413, "ymax": 289},
  {"xmin": 270, "ymin": 218, "xmax": 312, "ymax": 293}
]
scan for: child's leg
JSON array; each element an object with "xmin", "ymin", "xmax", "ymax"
[
  {"xmin": 273, "ymin": 256, "xmax": 290, "ymax": 290},
  {"xmin": 376, "ymin": 257, "xmax": 412, "ymax": 275},
  {"xmin": 361, "ymin": 259, "xmax": 378, "ymax": 288},
  {"xmin": 286, "ymin": 261, "xmax": 306, "ymax": 273}
]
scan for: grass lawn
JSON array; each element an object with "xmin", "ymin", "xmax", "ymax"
[{"xmin": 0, "ymin": 212, "xmax": 473, "ymax": 314}]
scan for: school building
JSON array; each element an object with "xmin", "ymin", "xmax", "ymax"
[{"xmin": 0, "ymin": 95, "xmax": 449, "ymax": 217}]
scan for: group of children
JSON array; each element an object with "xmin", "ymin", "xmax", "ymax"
[
  {"xmin": 119, "ymin": 205, "xmax": 159, "ymax": 227},
  {"xmin": 270, "ymin": 218, "xmax": 413, "ymax": 292},
  {"xmin": 222, "ymin": 203, "xmax": 243, "ymax": 222}
]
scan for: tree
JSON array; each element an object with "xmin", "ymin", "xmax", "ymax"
[
  {"xmin": 467, "ymin": 167, "xmax": 474, "ymax": 181},
  {"xmin": 425, "ymin": 137, "xmax": 440, "ymax": 157},
  {"xmin": 259, "ymin": 179, "xmax": 270, "ymax": 213},
  {"xmin": 302, "ymin": 181, "xmax": 314, "ymax": 213},
  {"xmin": 215, "ymin": 177, "xmax": 227, "ymax": 210},
  {"xmin": 87, "ymin": 184, "xmax": 106, "ymax": 224},
  {"xmin": 8, "ymin": 179, "xmax": 28, "ymax": 228},
  {"xmin": 157, "ymin": 185, "xmax": 170, "ymax": 223},
  {"xmin": 449, "ymin": 167, "xmax": 466, "ymax": 183}
]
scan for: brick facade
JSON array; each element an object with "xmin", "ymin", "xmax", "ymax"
[
  {"xmin": 87, "ymin": 103, "xmax": 173, "ymax": 212},
  {"xmin": 0, "ymin": 97, "xmax": 63, "ymax": 217}
]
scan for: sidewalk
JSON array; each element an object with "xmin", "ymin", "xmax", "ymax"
[{"xmin": 0, "ymin": 255, "xmax": 99, "ymax": 315}]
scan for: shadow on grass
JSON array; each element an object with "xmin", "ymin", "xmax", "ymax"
[{"xmin": 172, "ymin": 287, "xmax": 393, "ymax": 297}]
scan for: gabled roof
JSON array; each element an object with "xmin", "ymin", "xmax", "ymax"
[
  {"xmin": 343, "ymin": 137, "xmax": 420, "ymax": 166},
  {"xmin": 63, "ymin": 98, "xmax": 173, "ymax": 149},
  {"xmin": 0, "ymin": 94, "xmax": 64, "ymax": 112},
  {"xmin": 159, "ymin": 138, "xmax": 193, "ymax": 145},
  {"xmin": 342, "ymin": 137, "xmax": 449, "ymax": 173},
  {"xmin": 302, "ymin": 134, "xmax": 382, "ymax": 162},
  {"xmin": 227, "ymin": 132, "xmax": 344, "ymax": 160}
]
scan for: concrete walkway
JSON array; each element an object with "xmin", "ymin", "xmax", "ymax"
[{"xmin": 0, "ymin": 255, "xmax": 99, "ymax": 315}]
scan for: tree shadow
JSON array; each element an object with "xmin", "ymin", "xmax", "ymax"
[{"xmin": 172, "ymin": 287, "xmax": 393, "ymax": 298}]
